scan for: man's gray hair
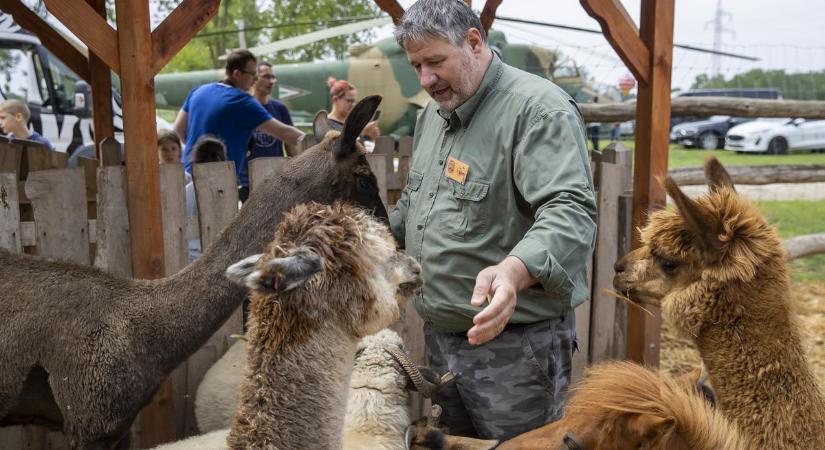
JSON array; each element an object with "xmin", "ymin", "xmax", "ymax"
[{"xmin": 394, "ymin": 0, "xmax": 486, "ymax": 48}]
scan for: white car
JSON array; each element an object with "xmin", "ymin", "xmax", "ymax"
[{"xmin": 725, "ymin": 118, "xmax": 825, "ymax": 154}]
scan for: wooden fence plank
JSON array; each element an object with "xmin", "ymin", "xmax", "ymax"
[
  {"xmin": 25, "ymin": 168, "xmax": 89, "ymax": 265},
  {"xmin": 0, "ymin": 142, "xmax": 24, "ymax": 176},
  {"xmin": 248, "ymin": 157, "xmax": 287, "ymax": 192},
  {"xmin": 0, "ymin": 173, "xmax": 22, "ymax": 252},
  {"xmin": 159, "ymin": 164, "xmax": 188, "ymax": 275},
  {"xmin": 589, "ymin": 162, "xmax": 627, "ymax": 363},
  {"xmin": 188, "ymin": 161, "xmax": 242, "ymax": 434},
  {"xmin": 94, "ymin": 166, "xmax": 132, "ymax": 277},
  {"xmin": 366, "ymin": 154, "xmax": 388, "ymax": 206}
]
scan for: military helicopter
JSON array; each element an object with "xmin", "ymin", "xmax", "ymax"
[{"xmin": 154, "ymin": 18, "xmax": 586, "ymax": 136}]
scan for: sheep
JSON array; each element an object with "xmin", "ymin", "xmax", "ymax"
[
  {"xmin": 343, "ymin": 328, "xmax": 451, "ymax": 450},
  {"xmin": 613, "ymin": 156, "xmax": 825, "ymax": 448},
  {"xmin": 0, "ymin": 96, "xmax": 386, "ymax": 449},
  {"xmin": 493, "ymin": 362, "xmax": 745, "ymax": 450},
  {"xmin": 194, "ymin": 329, "xmax": 451, "ymax": 450},
  {"xmin": 159, "ymin": 201, "xmax": 422, "ymax": 449}
]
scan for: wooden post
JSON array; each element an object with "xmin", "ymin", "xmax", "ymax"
[
  {"xmin": 87, "ymin": 0, "xmax": 115, "ymax": 152},
  {"xmin": 113, "ymin": 1, "xmax": 170, "ymax": 445},
  {"xmin": 627, "ymin": 0, "xmax": 674, "ymax": 366},
  {"xmin": 581, "ymin": 0, "xmax": 674, "ymax": 366}
]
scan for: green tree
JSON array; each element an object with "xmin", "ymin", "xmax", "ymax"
[
  {"xmin": 154, "ymin": 0, "xmax": 379, "ymax": 73},
  {"xmin": 691, "ymin": 69, "xmax": 825, "ymax": 101}
]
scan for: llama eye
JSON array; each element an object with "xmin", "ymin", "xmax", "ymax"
[
  {"xmin": 655, "ymin": 256, "xmax": 680, "ymax": 272},
  {"xmin": 356, "ymin": 176, "xmax": 372, "ymax": 192}
]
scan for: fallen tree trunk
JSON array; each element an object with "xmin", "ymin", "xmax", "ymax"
[
  {"xmin": 784, "ymin": 233, "xmax": 825, "ymax": 260},
  {"xmin": 669, "ymin": 164, "xmax": 825, "ymax": 185},
  {"xmin": 580, "ymin": 97, "xmax": 825, "ymax": 122}
]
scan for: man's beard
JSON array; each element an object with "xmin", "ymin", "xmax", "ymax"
[{"xmin": 434, "ymin": 52, "xmax": 480, "ymax": 113}]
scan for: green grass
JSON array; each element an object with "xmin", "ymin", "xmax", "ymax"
[
  {"xmin": 156, "ymin": 108, "xmax": 178, "ymax": 124},
  {"xmin": 594, "ymin": 140, "xmax": 825, "ymax": 169},
  {"xmin": 756, "ymin": 200, "xmax": 825, "ymax": 282}
]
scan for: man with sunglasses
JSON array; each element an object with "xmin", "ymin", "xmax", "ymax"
[{"xmin": 173, "ymin": 49, "xmax": 305, "ymax": 201}]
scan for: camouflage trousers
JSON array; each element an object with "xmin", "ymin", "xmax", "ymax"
[{"xmin": 423, "ymin": 310, "xmax": 577, "ymax": 441}]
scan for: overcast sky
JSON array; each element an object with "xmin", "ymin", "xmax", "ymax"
[{"xmin": 383, "ymin": 0, "xmax": 825, "ymax": 93}]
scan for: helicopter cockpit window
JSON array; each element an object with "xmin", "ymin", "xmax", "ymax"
[
  {"xmin": 552, "ymin": 66, "xmax": 578, "ymax": 79},
  {"xmin": 45, "ymin": 49, "xmax": 81, "ymax": 113},
  {"xmin": 0, "ymin": 45, "xmax": 36, "ymax": 102}
]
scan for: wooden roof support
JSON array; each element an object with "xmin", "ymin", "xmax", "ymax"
[
  {"xmin": 3, "ymin": 0, "xmax": 90, "ymax": 81},
  {"xmin": 582, "ymin": 0, "xmax": 675, "ymax": 367},
  {"xmin": 580, "ymin": 0, "xmax": 649, "ymax": 84},
  {"xmin": 152, "ymin": 0, "xmax": 220, "ymax": 74},
  {"xmin": 375, "ymin": 0, "xmax": 405, "ymax": 25},
  {"xmin": 44, "ymin": 0, "xmax": 120, "ymax": 74},
  {"xmin": 87, "ymin": 0, "xmax": 114, "ymax": 148},
  {"xmin": 479, "ymin": 0, "xmax": 503, "ymax": 33}
]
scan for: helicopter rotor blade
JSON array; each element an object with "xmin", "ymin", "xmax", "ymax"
[{"xmin": 229, "ymin": 17, "xmax": 392, "ymax": 59}]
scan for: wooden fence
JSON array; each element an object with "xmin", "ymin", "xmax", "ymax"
[{"xmin": 0, "ymin": 136, "xmax": 631, "ymax": 448}]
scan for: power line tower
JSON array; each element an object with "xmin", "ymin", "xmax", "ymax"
[{"xmin": 705, "ymin": 0, "xmax": 735, "ymax": 78}]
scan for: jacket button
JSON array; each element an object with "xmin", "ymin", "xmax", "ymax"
[
  {"xmin": 417, "ymin": 224, "xmax": 423, "ymax": 230},
  {"xmin": 438, "ymin": 160, "xmax": 444, "ymax": 166},
  {"xmin": 428, "ymin": 192, "xmax": 434, "ymax": 198}
]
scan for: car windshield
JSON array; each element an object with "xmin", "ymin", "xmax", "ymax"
[{"xmin": 709, "ymin": 115, "xmax": 731, "ymax": 121}]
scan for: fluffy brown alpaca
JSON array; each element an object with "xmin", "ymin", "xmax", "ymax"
[
  {"xmin": 613, "ymin": 156, "xmax": 825, "ymax": 448},
  {"xmin": 496, "ymin": 362, "xmax": 745, "ymax": 450},
  {"xmin": 223, "ymin": 202, "xmax": 422, "ymax": 450}
]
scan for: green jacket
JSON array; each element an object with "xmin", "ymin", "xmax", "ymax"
[{"xmin": 390, "ymin": 54, "xmax": 597, "ymax": 333}]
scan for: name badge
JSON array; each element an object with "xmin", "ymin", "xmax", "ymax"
[{"xmin": 445, "ymin": 157, "xmax": 469, "ymax": 184}]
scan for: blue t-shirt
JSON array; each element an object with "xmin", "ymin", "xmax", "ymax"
[
  {"xmin": 7, "ymin": 131, "xmax": 54, "ymax": 150},
  {"xmin": 239, "ymin": 99, "xmax": 293, "ymax": 187},
  {"xmin": 181, "ymin": 82, "xmax": 272, "ymax": 180}
]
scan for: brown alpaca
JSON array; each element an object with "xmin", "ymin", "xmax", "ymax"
[
  {"xmin": 223, "ymin": 202, "xmax": 422, "ymax": 449},
  {"xmin": 0, "ymin": 97, "xmax": 386, "ymax": 449},
  {"xmin": 613, "ymin": 156, "xmax": 825, "ymax": 448},
  {"xmin": 496, "ymin": 362, "xmax": 745, "ymax": 450}
]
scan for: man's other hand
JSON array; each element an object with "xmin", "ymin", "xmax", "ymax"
[{"xmin": 467, "ymin": 256, "xmax": 535, "ymax": 345}]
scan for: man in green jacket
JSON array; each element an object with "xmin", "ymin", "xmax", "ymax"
[{"xmin": 390, "ymin": 0, "xmax": 597, "ymax": 440}]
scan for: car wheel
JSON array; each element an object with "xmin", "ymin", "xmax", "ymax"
[
  {"xmin": 697, "ymin": 132, "xmax": 720, "ymax": 150},
  {"xmin": 767, "ymin": 137, "xmax": 788, "ymax": 155}
]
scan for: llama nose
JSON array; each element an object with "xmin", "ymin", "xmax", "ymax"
[{"xmin": 614, "ymin": 258, "xmax": 626, "ymax": 274}]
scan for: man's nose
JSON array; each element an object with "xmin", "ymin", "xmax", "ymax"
[{"xmin": 419, "ymin": 69, "xmax": 438, "ymax": 89}]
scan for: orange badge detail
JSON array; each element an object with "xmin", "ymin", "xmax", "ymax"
[{"xmin": 445, "ymin": 157, "xmax": 469, "ymax": 184}]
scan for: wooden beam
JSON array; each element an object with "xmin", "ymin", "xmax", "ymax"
[
  {"xmin": 44, "ymin": 0, "xmax": 120, "ymax": 74},
  {"xmin": 627, "ymin": 0, "xmax": 675, "ymax": 367},
  {"xmin": 479, "ymin": 0, "xmax": 503, "ymax": 33},
  {"xmin": 578, "ymin": 97, "xmax": 825, "ymax": 122},
  {"xmin": 580, "ymin": 0, "xmax": 649, "ymax": 84},
  {"xmin": 3, "ymin": 0, "xmax": 90, "ymax": 81},
  {"xmin": 87, "ymin": 0, "xmax": 114, "ymax": 147},
  {"xmin": 374, "ymin": 0, "xmax": 405, "ymax": 25},
  {"xmin": 151, "ymin": 0, "xmax": 220, "ymax": 75}
]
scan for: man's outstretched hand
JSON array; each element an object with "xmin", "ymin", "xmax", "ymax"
[{"xmin": 467, "ymin": 256, "xmax": 536, "ymax": 345}]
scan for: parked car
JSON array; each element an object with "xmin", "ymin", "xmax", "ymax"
[
  {"xmin": 724, "ymin": 118, "xmax": 825, "ymax": 154},
  {"xmin": 670, "ymin": 116, "xmax": 753, "ymax": 150}
]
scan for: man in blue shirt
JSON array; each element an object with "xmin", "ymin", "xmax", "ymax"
[
  {"xmin": 0, "ymin": 99, "xmax": 54, "ymax": 150},
  {"xmin": 173, "ymin": 49, "xmax": 305, "ymax": 199},
  {"xmin": 237, "ymin": 61, "xmax": 295, "ymax": 193}
]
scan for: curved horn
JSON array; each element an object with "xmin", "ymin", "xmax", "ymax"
[{"xmin": 383, "ymin": 346, "xmax": 442, "ymax": 398}]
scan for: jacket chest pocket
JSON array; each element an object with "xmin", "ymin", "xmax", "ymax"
[
  {"xmin": 438, "ymin": 179, "xmax": 490, "ymax": 239},
  {"xmin": 405, "ymin": 169, "xmax": 424, "ymax": 198}
]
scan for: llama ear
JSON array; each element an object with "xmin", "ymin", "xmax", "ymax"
[
  {"xmin": 704, "ymin": 156, "xmax": 735, "ymax": 193},
  {"xmin": 335, "ymin": 95, "xmax": 381, "ymax": 159},
  {"xmin": 225, "ymin": 249, "xmax": 322, "ymax": 293},
  {"xmin": 313, "ymin": 110, "xmax": 330, "ymax": 140},
  {"xmin": 225, "ymin": 254, "xmax": 264, "ymax": 286},
  {"xmin": 627, "ymin": 413, "xmax": 673, "ymax": 442},
  {"xmin": 663, "ymin": 176, "xmax": 722, "ymax": 253}
]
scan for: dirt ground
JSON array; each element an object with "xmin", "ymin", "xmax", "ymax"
[{"xmin": 661, "ymin": 280, "xmax": 825, "ymax": 381}]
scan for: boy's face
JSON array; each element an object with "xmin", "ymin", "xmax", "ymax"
[
  {"xmin": 0, "ymin": 110, "xmax": 26, "ymax": 134},
  {"xmin": 158, "ymin": 139, "xmax": 181, "ymax": 164}
]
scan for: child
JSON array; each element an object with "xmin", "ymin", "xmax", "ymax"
[
  {"xmin": 0, "ymin": 99, "xmax": 54, "ymax": 150},
  {"xmin": 157, "ymin": 129, "xmax": 182, "ymax": 165},
  {"xmin": 186, "ymin": 135, "xmax": 227, "ymax": 262}
]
